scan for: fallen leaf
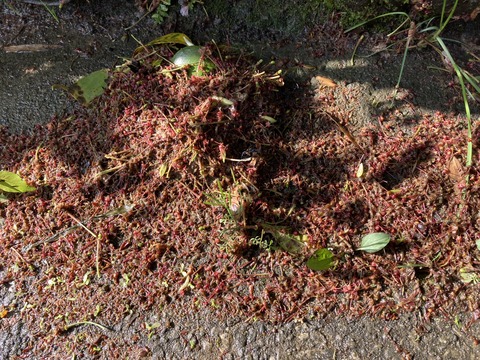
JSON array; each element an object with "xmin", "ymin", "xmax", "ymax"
[
  {"xmin": 356, "ymin": 162, "xmax": 364, "ymax": 178},
  {"xmin": 315, "ymin": 75, "xmax": 337, "ymax": 88},
  {"xmin": 307, "ymin": 248, "xmax": 334, "ymax": 271},
  {"xmin": 134, "ymin": 32, "xmax": 193, "ymax": 55},
  {"xmin": 53, "ymin": 69, "xmax": 108, "ymax": 105},
  {"xmin": 357, "ymin": 232, "xmax": 391, "ymax": 253},
  {"xmin": 0, "ymin": 307, "xmax": 7, "ymax": 319},
  {"xmin": 448, "ymin": 156, "xmax": 463, "ymax": 183},
  {"xmin": 471, "ymin": 6, "xmax": 480, "ymax": 20}
]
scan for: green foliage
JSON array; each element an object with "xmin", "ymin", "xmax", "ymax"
[
  {"xmin": 140, "ymin": 32, "xmax": 193, "ymax": 49},
  {"xmin": 460, "ymin": 268, "xmax": 480, "ymax": 284},
  {"xmin": 206, "ymin": 182, "xmax": 305, "ymax": 254},
  {"xmin": 357, "ymin": 232, "xmax": 391, "ymax": 253},
  {"xmin": 249, "ymin": 231, "xmax": 274, "ymax": 251},
  {"xmin": 204, "ymin": 181, "xmax": 237, "ymax": 221},
  {"xmin": 151, "ymin": 0, "xmax": 171, "ymax": 24},
  {"xmin": 307, "ymin": 248, "xmax": 334, "ymax": 271},
  {"xmin": 0, "ymin": 171, "xmax": 36, "ymax": 194}
]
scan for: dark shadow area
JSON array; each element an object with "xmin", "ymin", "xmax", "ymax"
[{"xmin": 375, "ymin": 141, "xmax": 432, "ymax": 190}]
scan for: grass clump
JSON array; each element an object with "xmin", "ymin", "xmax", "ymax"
[{"xmin": 346, "ymin": 0, "xmax": 480, "ymax": 168}]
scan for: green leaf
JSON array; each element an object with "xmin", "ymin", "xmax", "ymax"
[
  {"xmin": 460, "ymin": 268, "xmax": 480, "ymax": 284},
  {"xmin": 0, "ymin": 171, "xmax": 36, "ymax": 193},
  {"xmin": 53, "ymin": 69, "xmax": 108, "ymax": 105},
  {"xmin": 261, "ymin": 115, "xmax": 277, "ymax": 124},
  {"xmin": 171, "ymin": 46, "xmax": 215, "ymax": 76},
  {"xmin": 211, "ymin": 96, "xmax": 234, "ymax": 107},
  {"xmin": 357, "ymin": 232, "xmax": 391, "ymax": 253},
  {"xmin": 476, "ymin": 239, "xmax": 480, "ymax": 251},
  {"xmin": 307, "ymin": 248, "xmax": 334, "ymax": 271}
]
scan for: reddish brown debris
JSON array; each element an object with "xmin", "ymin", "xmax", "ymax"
[{"xmin": 1, "ymin": 43, "xmax": 480, "ymax": 357}]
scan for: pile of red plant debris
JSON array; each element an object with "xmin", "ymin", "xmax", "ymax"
[{"xmin": 1, "ymin": 42, "xmax": 480, "ymax": 354}]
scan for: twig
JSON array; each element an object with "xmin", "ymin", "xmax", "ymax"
[
  {"xmin": 23, "ymin": 225, "xmax": 78, "ymax": 253},
  {"xmin": 66, "ymin": 212, "xmax": 101, "ymax": 278},
  {"xmin": 65, "ymin": 212, "xmax": 97, "ymax": 238},
  {"xmin": 321, "ymin": 110, "xmax": 367, "ymax": 155},
  {"xmin": 22, "ymin": 203, "xmax": 134, "ymax": 254},
  {"xmin": 21, "ymin": 0, "xmax": 70, "ymax": 6}
]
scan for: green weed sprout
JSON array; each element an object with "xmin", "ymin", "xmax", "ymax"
[{"xmin": 152, "ymin": 0, "xmax": 171, "ymax": 24}]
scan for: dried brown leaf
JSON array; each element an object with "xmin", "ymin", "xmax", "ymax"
[
  {"xmin": 315, "ymin": 75, "xmax": 337, "ymax": 88},
  {"xmin": 448, "ymin": 156, "xmax": 463, "ymax": 183},
  {"xmin": 471, "ymin": 6, "xmax": 480, "ymax": 20}
]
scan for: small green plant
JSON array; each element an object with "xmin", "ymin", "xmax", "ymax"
[
  {"xmin": 346, "ymin": 0, "xmax": 480, "ymax": 168},
  {"xmin": 459, "ymin": 268, "xmax": 480, "ymax": 284},
  {"xmin": 205, "ymin": 180, "xmax": 305, "ymax": 254},
  {"xmin": 151, "ymin": 0, "xmax": 171, "ymax": 24},
  {"xmin": 249, "ymin": 230, "xmax": 274, "ymax": 251},
  {"xmin": 37, "ymin": 1, "xmax": 61, "ymax": 23},
  {"xmin": 205, "ymin": 180, "xmax": 253, "ymax": 225}
]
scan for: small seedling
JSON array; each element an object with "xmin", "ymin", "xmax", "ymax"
[
  {"xmin": 460, "ymin": 268, "xmax": 480, "ymax": 284},
  {"xmin": 249, "ymin": 230, "xmax": 274, "ymax": 251},
  {"xmin": 145, "ymin": 322, "xmax": 161, "ymax": 339},
  {"xmin": 151, "ymin": 0, "xmax": 171, "ymax": 24}
]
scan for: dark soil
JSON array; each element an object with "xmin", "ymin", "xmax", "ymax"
[{"xmin": 1, "ymin": 0, "xmax": 480, "ymax": 358}]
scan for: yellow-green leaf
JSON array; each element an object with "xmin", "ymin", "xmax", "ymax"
[
  {"xmin": 307, "ymin": 248, "xmax": 334, "ymax": 271},
  {"xmin": 261, "ymin": 115, "xmax": 277, "ymax": 124},
  {"xmin": 134, "ymin": 33, "xmax": 193, "ymax": 55},
  {"xmin": 0, "ymin": 171, "xmax": 36, "ymax": 193},
  {"xmin": 356, "ymin": 162, "xmax": 364, "ymax": 178}
]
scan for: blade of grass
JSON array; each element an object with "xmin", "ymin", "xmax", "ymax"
[
  {"xmin": 436, "ymin": 37, "xmax": 472, "ymax": 168},
  {"xmin": 434, "ymin": 0, "xmax": 458, "ymax": 38},
  {"xmin": 64, "ymin": 320, "xmax": 111, "ymax": 332},
  {"xmin": 393, "ymin": 21, "xmax": 415, "ymax": 97},
  {"xmin": 66, "ymin": 212, "xmax": 102, "ymax": 278},
  {"xmin": 344, "ymin": 12, "xmax": 409, "ymax": 33}
]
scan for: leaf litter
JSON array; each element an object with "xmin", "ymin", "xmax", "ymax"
[{"xmin": 1, "ymin": 39, "xmax": 480, "ymax": 356}]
